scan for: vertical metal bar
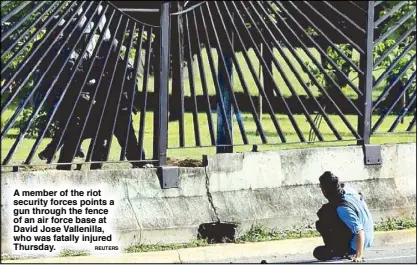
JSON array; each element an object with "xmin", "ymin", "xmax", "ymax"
[
  {"xmin": 216, "ymin": 57, "xmax": 234, "ymax": 152},
  {"xmin": 121, "ymin": 25, "xmax": 145, "ymax": 161},
  {"xmin": 357, "ymin": 1, "xmax": 375, "ymax": 145},
  {"xmin": 153, "ymin": 2, "xmax": 170, "ymax": 166},
  {"xmin": 184, "ymin": 12, "xmax": 201, "ymax": 146},
  {"xmin": 75, "ymin": 15, "xmax": 124, "ymax": 165},
  {"xmin": 262, "ymin": 40, "xmax": 274, "ymax": 108},
  {"xmin": 50, "ymin": 6, "xmax": 113, "ymax": 165},
  {"xmin": 25, "ymin": 7, "xmax": 115, "ymax": 165},
  {"xmin": 198, "ymin": 5, "xmax": 233, "ymax": 146},
  {"xmin": 138, "ymin": 28, "xmax": 153, "ymax": 163},
  {"xmin": 216, "ymin": 2, "xmax": 274, "ymax": 144},
  {"xmin": 87, "ymin": 18, "xmax": 129, "ymax": 162},
  {"xmin": 86, "ymin": 16, "xmax": 129, "ymax": 163},
  {"xmin": 210, "ymin": 2, "xmax": 281, "ymax": 143},
  {"xmin": 192, "ymin": 9, "xmax": 216, "ymax": 146},
  {"xmin": 208, "ymin": 4, "xmax": 267, "ymax": 144},
  {"xmin": 257, "ymin": 41, "xmax": 263, "ymax": 136},
  {"xmin": 171, "ymin": 2, "xmax": 185, "ymax": 147},
  {"xmin": 206, "ymin": 3, "xmax": 249, "ymax": 146},
  {"xmin": 216, "ymin": 7, "xmax": 234, "ymax": 153},
  {"xmin": 103, "ymin": 21, "xmax": 136, "ymax": 162}
]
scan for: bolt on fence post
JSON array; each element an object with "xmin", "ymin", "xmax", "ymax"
[
  {"xmin": 357, "ymin": 1, "xmax": 374, "ymax": 145},
  {"xmin": 153, "ymin": 1, "xmax": 171, "ymax": 166}
]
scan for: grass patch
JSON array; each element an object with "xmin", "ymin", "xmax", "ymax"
[
  {"xmin": 235, "ymin": 217, "xmax": 417, "ymax": 244},
  {"xmin": 1, "ymin": 44, "xmax": 414, "ymax": 168},
  {"xmin": 125, "ymin": 239, "xmax": 209, "ymax": 253},
  {"xmin": 58, "ymin": 249, "xmax": 90, "ymax": 257},
  {"xmin": 2, "ymin": 218, "xmax": 415, "ymax": 260},
  {"xmin": 1, "ymin": 253, "xmax": 20, "ymax": 261},
  {"xmin": 1, "ymin": 108, "xmax": 415, "ymax": 168},
  {"xmin": 123, "ymin": 217, "xmax": 416, "ymax": 254},
  {"xmin": 0, "ymin": 249, "xmax": 91, "ymax": 261},
  {"xmin": 374, "ymin": 217, "xmax": 416, "ymax": 231},
  {"xmin": 234, "ymin": 224, "xmax": 319, "ymax": 243}
]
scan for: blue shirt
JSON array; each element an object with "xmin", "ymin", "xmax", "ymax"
[{"xmin": 336, "ymin": 185, "xmax": 374, "ymax": 253}]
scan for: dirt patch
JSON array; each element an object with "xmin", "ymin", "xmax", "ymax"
[{"xmin": 167, "ymin": 157, "xmax": 204, "ymax": 167}]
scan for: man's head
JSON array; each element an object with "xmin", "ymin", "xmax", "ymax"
[{"xmin": 319, "ymin": 171, "xmax": 344, "ymax": 202}]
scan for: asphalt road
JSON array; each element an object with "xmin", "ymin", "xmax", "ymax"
[{"xmin": 222, "ymin": 243, "xmax": 416, "ymax": 264}]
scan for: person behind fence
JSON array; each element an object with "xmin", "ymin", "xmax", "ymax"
[
  {"xmin": 314, "ymin": 171, "xmax": 374, "ymax": 262},
  {"xmin": 3, "ymin": 11, "xmax": 86, "ymax": 160},
  {"xmin": 34, "ymin": 6, "xmax": 102, "ymax": 161},
  {"xmin": 89, "ymin": 38, "xmax": 145, "ymax": 170},
  {"xmin": 52, "ymin": 6, "xmax": 112, "ymax": 170},
  {"xmin": 35, "ymin": 19, "xmax": 84, "ymax": 161},
  {"xmin": 52, "ymin": 19, "xmax": 145, "ymax": 170},
  {"xmin": 36, "ymin": 5, "xmax": 117, "ymax": 166}
]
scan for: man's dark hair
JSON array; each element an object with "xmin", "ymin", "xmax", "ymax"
[
  {"xmin": 320, "ymin": 171, "xmax": 339, "ymax": 189},
  {"xmin": 319, "ymin": 171, "xmax": 344, "ymax": 202}
]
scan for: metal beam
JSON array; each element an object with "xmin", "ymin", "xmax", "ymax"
[
  {"xmin": 153, "ymin": 2, "xmax": 170, "ymax": 166},
  {"xmin": 119, "ymin": 8, "xmax": 159, "ymax": 12},
  {"xmin": 357, "ymin": 1, "xmax": 374, "ymax": 146}
]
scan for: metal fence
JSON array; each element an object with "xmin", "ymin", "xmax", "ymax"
[{"xmin": 0, "ymin": 1, "xmax": 415, "ymax": 170}]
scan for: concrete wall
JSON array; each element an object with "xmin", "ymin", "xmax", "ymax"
[{"xmin": 1, "ymin": 143, "xmax": 416, "ymax": 254}]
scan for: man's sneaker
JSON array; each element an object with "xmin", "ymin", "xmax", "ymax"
[{"xmin": 313, "ymin": 246, "xmax": 349, "ymax": 261}]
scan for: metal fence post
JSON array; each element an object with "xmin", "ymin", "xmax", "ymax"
[
  {"xmin": 153, "ymin": 2, "xmax": 171, "ymax": 166},
  {"xmin": 217, "ymin": 54, "xmax": 234, "ymax": 153},
  {"xmin": 357, "ymin": 1, "xmax": 382, "ymax": 165},
  {"xmin": 217, "ymin": 11, "xmax": 234, "ymax": 154},
  {"xmin": 170, "ymin": 1, "xmax": 184, "ymax": 130},
  {"xmin": 357, "ymin": 1, "xmax": 375, "ymax": 146}
]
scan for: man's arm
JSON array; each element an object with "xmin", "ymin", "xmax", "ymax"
[
  {"xmin": 337, "ymin": 206, "xmax": 364, "ymax": 261},
  {"xmin": 353, "ymin": 230, "xmax": 365, "ymax": 262}
]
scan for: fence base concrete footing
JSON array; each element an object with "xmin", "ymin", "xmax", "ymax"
[{"xmin": 1, "ymin": 144, "xmax": 416, "ymax": 258}]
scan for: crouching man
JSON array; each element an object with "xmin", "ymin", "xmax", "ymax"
[{"xmin": 314, "ymin": 171, "xmax": 374, "ymax": 262}]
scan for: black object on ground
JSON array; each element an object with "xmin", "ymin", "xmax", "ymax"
[{"xmin": 198, "ymin": 221, "xmax": 238, "ymax": 244}]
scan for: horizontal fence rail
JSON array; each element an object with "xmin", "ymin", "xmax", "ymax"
[{"xmin": 1, "ymin": 1, "xmax": 416, "ymax": 170}]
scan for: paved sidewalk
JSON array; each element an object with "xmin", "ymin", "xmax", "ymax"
[{"xmin": 2, "ymin": 229, "xmax": 416, "ymax": 263}]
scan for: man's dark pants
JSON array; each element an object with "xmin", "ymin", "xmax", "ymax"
[{"xmin": 314, "ymin": 203, "xmax": 354, "ymax": 260}]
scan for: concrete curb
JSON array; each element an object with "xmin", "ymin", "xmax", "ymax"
[{"xmin": 2, "ymin": 229, "xmax": 416, "ymax": 263}]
